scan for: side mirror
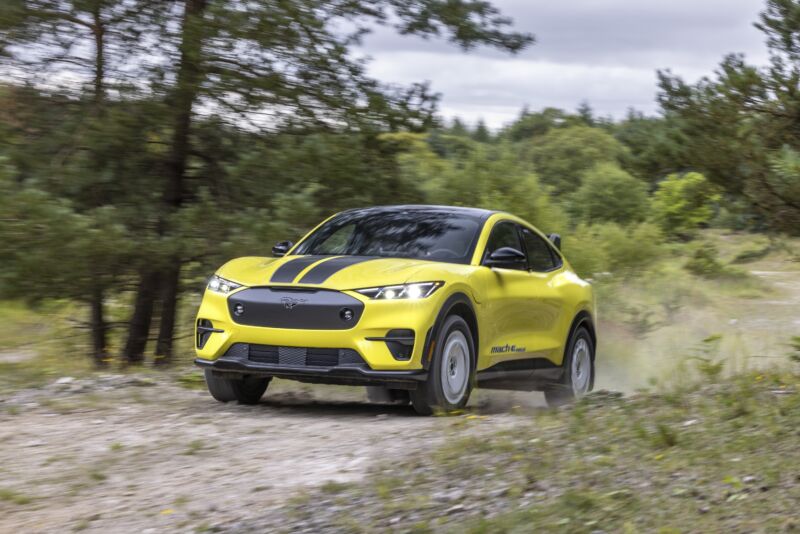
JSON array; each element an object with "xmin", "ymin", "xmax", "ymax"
[
  {"xmin": 548, "ymin": 233, "xmax": 561, "ymax": 250},
  {"xmin": 484, "ymin": 247, "xmax": 527, "ymax": 269},
  {"xmin": 271, "ymin": 240, "xmax": 294, "ymax": 257}
]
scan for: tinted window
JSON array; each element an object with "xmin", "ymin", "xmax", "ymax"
[
  {"xmin": 484, "ymin": 222, "xmax": 525, "ymax": 270},
  {"xmin": 522, "ymin": 228, "xmax": 558, "ymax": 272},
  {"xmin": 294, "ymin": 210, "xmax": 482, "ymax": 264}
]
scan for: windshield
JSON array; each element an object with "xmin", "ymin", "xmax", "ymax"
[{"xmin": 294, "ymin": 210, "xmax": 483, "ymax": 264}]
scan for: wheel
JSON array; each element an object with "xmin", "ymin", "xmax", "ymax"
[
  {"xmin": 203, "ymin": 369, "xmax": 271, "ymax": 405},
  {"xmin": 411, "ymin": 315, "xmax": 474, "ymax": 415},
  {"xmin": 366, "ymin": 386, "xmax": 411, "ymax": 405},
  {"xmin": 545, "ymin": 326, "xmax": 594, "ymax": 407}
]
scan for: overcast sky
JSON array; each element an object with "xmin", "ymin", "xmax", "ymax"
[{"xmin": 357, "ymin": 0, "xmax": 770, "ymax": 128}]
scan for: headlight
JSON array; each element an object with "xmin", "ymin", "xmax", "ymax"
[
  {"xmin": 355, "ymin": 282, "xmax": 442, "ymax": 300},
  {"xmin": 207, "ymin": 275, "xmax": 243, "ymax": 294}
]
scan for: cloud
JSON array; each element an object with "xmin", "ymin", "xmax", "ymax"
[{"xmin": 358, "ymin": 0, "xmax": 770, "ymax": 128}]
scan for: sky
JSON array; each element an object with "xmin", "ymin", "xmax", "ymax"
[{"xmin": 357, "ymin": 0, "xmax": 770, "ymax": 129}]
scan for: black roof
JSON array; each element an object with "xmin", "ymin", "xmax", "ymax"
[{"xmin": 339, "ymin": 205, "xmax": 497, "ymax": 221}]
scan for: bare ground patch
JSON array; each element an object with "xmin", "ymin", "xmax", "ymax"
[{"xmin": 0, "ymin": 378, "xmax": 535, "ymax": 533}]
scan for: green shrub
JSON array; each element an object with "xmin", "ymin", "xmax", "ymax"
[
  {"xmin": 789, "ymin": 336, "xmax": 800, "ymax": 365},
  {"xmin": 711, "ymin": 197, "xmax": 757, "ymax": 231},
  {"xmin": 652, "ymin": 172, "xmax": 720, "ymax": 239},
  {"xmin": 570, "ymin": 163, "xmax": 650, "ymax": 225},
  {"xmin": 690, "ymin": 334, "xmax": 725, "ymax": 381},
  {"xmin": 683, "ymin": 243, "xmax": 746, "ymax": 279},
  {"xmin": 564, "ymin": 222, "xmax": 665, "ymax": 278},
  {"xmin": 619, "ymin": 304, "xmax": 662, "ymax": 338},
  {"xmin": 684, "ymin": 243, "xmax": 726, "ymax": 277},
  {"xmin": 731, "ymin": 242, "xmax": 772, "ymax": 264}
]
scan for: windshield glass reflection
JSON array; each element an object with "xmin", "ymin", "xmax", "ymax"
[{"xmin": 295, "ymin": 209, "xmax": 482, "ymax": 264}]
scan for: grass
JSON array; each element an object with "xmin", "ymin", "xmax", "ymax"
[
  {"xmin": 175, "ymin": 371, "xmax": 206, "ymax": 390},
  {"xmin": 320, "ymin": 480, "xmax": 353, "ymax": 494},
  {"xmin": 452, "ymin": 374, "xmax": 800, "ymax": 532},
  {"xmin": 273, "ymin": 370, "xmax": 800, "ymax": 533},
  {"xmin": 0, "ymin": 290, "xmax": 202, "ymax": 393},
  {"xmin": 0, "ymin": 301, "xmax": 55, "ymax": 351},
  {"xmin": 0, "ymin": 488, "xmax": 33, "ymax": 505},
  {"xmin": 0, "ymin": 298, "xmax": 101, "ymax": 392},
  {"xmin": 88, "ymin": 469, "xmax": 107, "ymax": 482},
  {"xmin": 182, "ymin": 439, "xmax": 209, "ymax": 456}
]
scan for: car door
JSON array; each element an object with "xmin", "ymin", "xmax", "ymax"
[
  {"xmin": 519, "ymin": 226, "xmax": 566, "ymax": 361},
  {"xmin": 477, "ymin": 220, "xmax": 540, "ymax": 367}
]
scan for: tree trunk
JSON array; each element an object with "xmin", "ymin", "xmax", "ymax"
[
  {"xmin": 154, "ymin": 264, "xmax": 180, "ymax": 364},
  {"xmin": 92, "ymin": 7, "xmax": 105, "ymax": 105},
  {"xmin": 122, "ymin": 270, "xmax": 159, "ymax": 364},
  {"xmin": 85, "ymin": 7, "xmax": 110, "ymax": 368},
  {"xmin": 165, "ymin": 0, "xmax": 206, "ymax": 210},
  {"xmin": 150, "ymin": 0, "xmax": 207, "ymax": 364},
  {"xmin": 120, "ymin": 0, "xmax": 206, "ymax": 365},
  {"xmin": 89, "ymin": 286, "xmax": 108, "ymax": 368}
]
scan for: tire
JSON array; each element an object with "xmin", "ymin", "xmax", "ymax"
[
  {"xmin": 204, "ymin": 369, "xmax": 271, "ymax": 405},
  {"xmin": 545, "ymin": 326, "xmax": 594, "ymax": 407},
  {"xmin": 411, "ymin": 315, "xmax": 474, "ymax": 415},
  {"xmin": 366, "ymin": 386, "xmax": 411, "ymax": 405}
]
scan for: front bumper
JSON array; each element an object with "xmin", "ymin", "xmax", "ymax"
[{"xmin": 195, "ymin": 285, "xmax": 444, "ymax": 372}]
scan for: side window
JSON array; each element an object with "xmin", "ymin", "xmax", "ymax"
[
  {"xmin": 484, "ymin": 222, "xmax": 525, "ymax": 269},
  {"xmin": 522, "ymin": 228, "xmax": 559, "ymax": 272}
]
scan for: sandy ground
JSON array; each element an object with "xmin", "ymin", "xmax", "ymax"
[{"xmin": 0, "ymin": 380, "xmax": 541, "ymax": 533}]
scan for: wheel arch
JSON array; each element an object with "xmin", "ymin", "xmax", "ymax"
[
  {"xmin": 567, "ymin": 310, "xmax": 596, "ymax": 360},
  {"xmin": 422, "ymin": 292, "xmax": 479, "ymax": 369}
]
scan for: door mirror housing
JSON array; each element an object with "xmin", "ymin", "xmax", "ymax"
[
  {"xmin": 548, "ymin": 233, "xmax": 561, "ymax": 250},
  {"xmin": 484, "ymin": 247, "xmax": 527, "ymax": 269},
  {"xmin": 271, "ymin": 240, "xmax": 294, "ymax": 257}
]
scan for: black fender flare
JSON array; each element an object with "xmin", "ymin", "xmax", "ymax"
[
  {"xmin": 421, "ymin": 292, "xmax": 479, "ymax": 370},
  {"xmin": 565, "ymin": 310, "xmax": 596, "ymax": 362}
]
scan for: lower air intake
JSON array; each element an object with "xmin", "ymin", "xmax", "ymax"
[{"xmin": 223, "ymin": 343, "xmax": 366, "ymax": 368}]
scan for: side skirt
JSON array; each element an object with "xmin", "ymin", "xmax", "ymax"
[{"xmin": 476, "ymin": 358, "xmax": 563, "ymax": 392}]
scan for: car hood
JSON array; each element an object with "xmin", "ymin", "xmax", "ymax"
[{"xmin": 216, "ymin": 255, "xmax": 450, "ymax": 291}]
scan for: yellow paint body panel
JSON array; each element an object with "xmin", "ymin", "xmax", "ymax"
[{"xmin": 195, "ymin": 212, "xmax": 594, "ymax": 376}]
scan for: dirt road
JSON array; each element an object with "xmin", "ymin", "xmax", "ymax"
[{"xmin": 0, "ymin": 378, "xmax": 538, "ymax": 533}]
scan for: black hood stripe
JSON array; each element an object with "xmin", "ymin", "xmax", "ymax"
[
  {"xmin": 270, "ymin": 255, "xmax": 330, "ymax": 283},
  {"xmin": 297, "ymin": 256, "xmax": 377, "ymax": 284}
]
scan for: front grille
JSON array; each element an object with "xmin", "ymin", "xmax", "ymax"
[
  {"xmin": 227, "ymin": 287, "xmax": 364, "ymax": 330},
  {"xmin": 223, "ymin": 343, "xmax": 366, "ymax": 368},
  {"xmin": 306, "ymin": 348, "xmax": 339, "ymax": 367},
  {"xmin": 279, "ymin": 346, "xmax": 307, "ymax": 366},
  {"xmin": 249, "ymin": 345, "xmax": 278, "ymax": 364}
]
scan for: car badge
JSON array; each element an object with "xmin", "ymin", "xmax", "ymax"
[{"xmin": 281, "ymin": 296, "xmax": 307, "ymax": 310}]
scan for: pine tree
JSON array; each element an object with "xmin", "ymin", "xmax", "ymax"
[
  {"xmin": 658, "ymin": 0, "xmax": 800, "ymax": 232},
  {"xmin": 472, "ymin": 119, "xmax": 492, "ymax": 143}
]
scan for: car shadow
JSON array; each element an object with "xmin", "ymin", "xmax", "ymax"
[
  {"xmin": 244, "ymin": 394, "xmax": 546, "ymax": 418},
  {"xmin": 253, "ymin": 395, "xmax": 420, "ymax": 418}
]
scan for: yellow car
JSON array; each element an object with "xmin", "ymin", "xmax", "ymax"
[{"xmin": 195, "ymin": 205, "xmax": 596, "ymax": 414}]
